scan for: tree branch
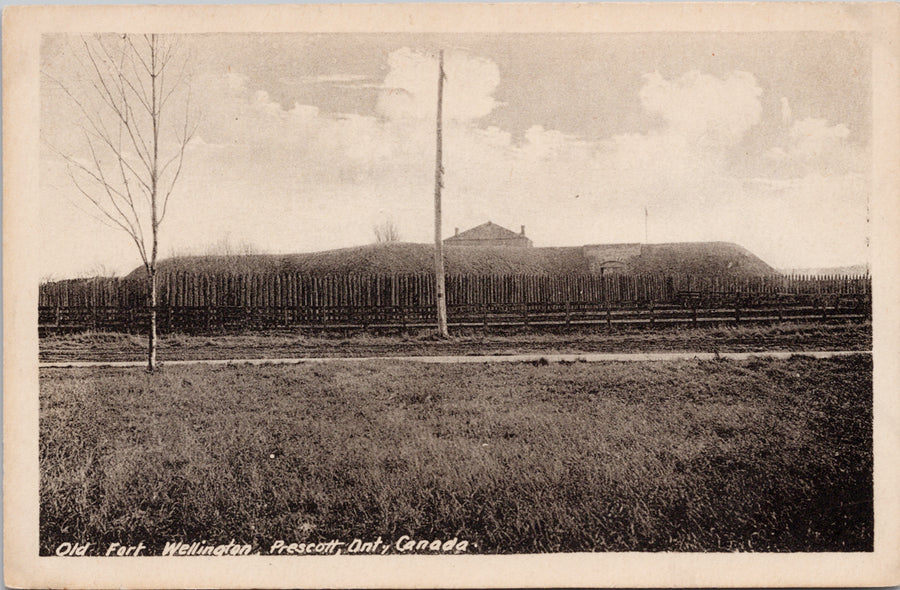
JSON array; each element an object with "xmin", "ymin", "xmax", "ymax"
[{"xmin": 48, "ymin": 33, "xmax": 193, "ymax": 281}]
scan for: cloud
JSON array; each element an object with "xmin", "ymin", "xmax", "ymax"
[
  {"xmin": 179, "ymin": 63, "xmax": 866, "ymax": 268},
  {"xmin": 279, "ymin": 74, "xmax": 373, "ymax": 86},
  {"xmin": 763, "ymin": 116, "xmax": 861, "ymax": 178},
  {"xmin": 639, "ymin": 70, "xmax": 762, "ymax": 147},
  {"xmin": 780, "ymin": 97, "xmax": 792, "ymax": 124},
  {"xmin": 41, "ymin": 46, "xmax": 868, "ymax": 278},
  {"xmin": 376, "ymin": 47, "xmax": 501, "ymax": 122},
  {"xmin": 736, "ymin": 172, "xmax": 868, "ymax": 266},
  {"xmin": 786, "ymin": 117, "xmax": 851, "ymax": 159}
]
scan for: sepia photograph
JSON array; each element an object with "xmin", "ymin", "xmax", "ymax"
[{"xmin": 4, "ymin": 3, "xmax": 900, "ymax": 588}]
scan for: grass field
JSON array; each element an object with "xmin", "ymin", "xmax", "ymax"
[
  {"xmin": 40, "ymin": 354, "xmax": 872, "ymax": 554},
  {"xmin": 39, "ymin": 320, "xmax": 871, "ymax": 362}
]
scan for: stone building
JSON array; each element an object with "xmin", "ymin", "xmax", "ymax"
[{"xmin": 582, "ymin": 243, "xmax": 642, "ymax": 274}]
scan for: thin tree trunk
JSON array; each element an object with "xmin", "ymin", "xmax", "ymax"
[
  {"xmin": 148, "ymin": 269, "xmax": 157, "ymax": 370},
  {"xmin": 53, "ymin": 34, "xmax": 194, "ymax": 369},
  {"xmin": 148, "ymin": 34, "xmax": 160, "ymax": 370}
]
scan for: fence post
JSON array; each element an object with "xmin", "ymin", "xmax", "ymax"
[
  {"xmin": 565, "ymin": 300, "xmax": 571, "ymax": 328},
  {"xmin": 482, "ymin": 302, "xmax": 488, "ymax": 328}
]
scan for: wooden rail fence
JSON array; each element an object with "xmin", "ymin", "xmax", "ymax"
[{"xmin": 39, "ymin": 272, "xmax": 871, "ymax": 334}]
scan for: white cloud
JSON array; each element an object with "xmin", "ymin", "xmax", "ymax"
[
  {"xmin": 763, "ymin": 116, "xmax": 861, "ymax": 178},
  {"xmin": 226, "ymin": 71, "xmax": 247, "ymax": 92},
  {"xmin": 735, "ymin": 172, "xmax": 868, "ymax": 267},
  {"xmin": 787, "ymin": 117, "xmax": 851, "ymax": 159},
  {"xmin": 171, "ymin": 65, "xmax": 868, "ymax": 270},
  {"xmin": 780, "ymin": 97, "xmax": 792, "ymax": 125},
  {"xmin": 40, "ymin": 50, "xmax": 869, "ymax": 277},
  {"xmin": 279, "ymin": 74, "xmax": 372, "ymax": 85},
  {"xmin": 639, "ymin": 70, "xmax": 762, "ymax": 147},
  {"xmin": 376, "ymin": 47, "xmax": 501, "ymax": 122}
]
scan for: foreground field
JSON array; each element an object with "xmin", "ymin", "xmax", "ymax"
[
  {"xmin": 40, "ymin": 355, "xmax": 872, "ymax": 554},
  {"xmin": 39, "ymin": 320, "xmax": 871, "ymax": 362}
]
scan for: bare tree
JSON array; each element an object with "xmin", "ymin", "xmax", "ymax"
[
  {"xmin": 45, "ymin": 34, "xmax": 197, "ymax": 370},
  {"xmin": 204, "ymin": 234, "xmax": 262, "ymax": 256},
  {"xmin": 373, "ymin": 219, "xmax": 401, "ymax": 243},
  {"xmin": 79, "ymin": 261, "xmax": 118, "ymax": 279}
]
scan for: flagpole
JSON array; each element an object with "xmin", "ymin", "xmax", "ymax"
[{"xmin": 644, "ymin": 206, "xmax": 649, "ymax": 243}]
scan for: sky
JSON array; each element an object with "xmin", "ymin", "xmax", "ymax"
[{"xmin": 39, "ymin": 32, "xmax": 871, "ymax": 278}]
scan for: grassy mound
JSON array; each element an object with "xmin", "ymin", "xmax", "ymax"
[
  {"xmin": 126, "ymin": 241, "xmax": 773, "ymax": 279},
  {"xmin": 628, "ymin": 242, "xmax": 775, "ymax": 276}
]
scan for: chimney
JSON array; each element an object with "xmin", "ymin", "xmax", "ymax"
[
  {"xmin": 454, "ymin": 227, "xmax": 459, "ymax": 236},
  {"xmin": 520, "ymin": 225, "xmax": 525, "ymax": 236}
]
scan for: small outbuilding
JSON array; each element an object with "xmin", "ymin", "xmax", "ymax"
[{"xmin": 444, "ymin": 221, "xmax": 533, "ymax": 248}]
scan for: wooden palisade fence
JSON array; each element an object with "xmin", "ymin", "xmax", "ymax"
[{"xmin": 39, "ymin": 272, "xmax": 872, "ymax": 334}]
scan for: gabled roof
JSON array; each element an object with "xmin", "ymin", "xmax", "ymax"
[{"xmin": 447, "ymin": 221, "xmax": 523, "ymax": 241}]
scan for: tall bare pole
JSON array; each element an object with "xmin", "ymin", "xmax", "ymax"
[{"xmin": 433, "ymin": 50, "xmax": 449, "ymax": 337}]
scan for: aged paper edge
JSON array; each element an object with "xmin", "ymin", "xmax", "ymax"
[{"xmin": 4, "ymin": 3, "xmax": 900, "ymax": 588}]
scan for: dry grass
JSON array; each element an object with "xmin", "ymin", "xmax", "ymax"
[
  {"xmin": 126, "ymin": 244, "xmax": 591, "ymax": 279},
  {"xmin": 40, "ymin": 355, "xmax": 872, "ymax": 554},
  {"xmin": 39, "ymin": 321, "xmax": 872, "ymax": 363}
]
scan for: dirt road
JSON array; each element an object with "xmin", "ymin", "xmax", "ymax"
[
  {"xmin": 40, "ymin": 349, "xmax": 870, "ymax": 368},
  {"xmin": 38, "ymin": 321, "xmax": 871, "ymax": 363}
]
